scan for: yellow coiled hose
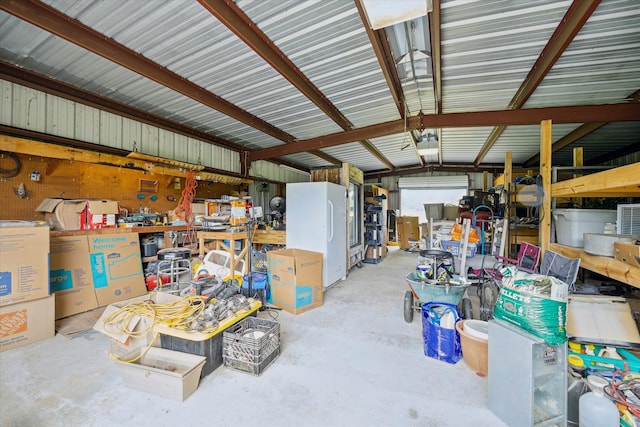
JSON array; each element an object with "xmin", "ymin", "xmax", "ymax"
[{"xmin": 102, "ymin": 295, "xmax": 206, "ymax": 363}]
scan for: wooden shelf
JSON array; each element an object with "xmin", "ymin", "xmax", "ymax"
[
  {"xmin": 551, "ymin": 162, "xmax": 640, "ymax": 197},
  {"xmin": 50, "ymin": 224, "xmax": 200, "ymax": 237},
  {"xmin": 538, "ymin": 116, "xmax": 640, "ymax": 288},
  {"xmin": 549, "ymin": 243, "xmax": 640, "ymax": 287}
]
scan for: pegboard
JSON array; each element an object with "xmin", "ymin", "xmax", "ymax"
[{"xmin": 0, "ymin": 152, "xmax": 239, "ymax": 221}]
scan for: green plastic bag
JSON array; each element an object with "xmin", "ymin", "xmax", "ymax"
[{"xmin": 493, "ymin": 267, "xmax": 568, "ymax": 346}]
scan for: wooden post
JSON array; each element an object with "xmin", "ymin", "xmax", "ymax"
[
  {"xmin": 504, "ymin": 151, "xmax": 512, "ymax": 257},
  {"xmin": 540, "ymin": 120, "xmax": 552, "ymax": 256},
  {"xmin": 573, "ymin": 147, "xmax": 583, "ymax": 208}
]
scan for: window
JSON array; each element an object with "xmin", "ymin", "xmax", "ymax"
[{"xmin": 398, "ymin": 176, "xmax": 468, "ymax": 223}]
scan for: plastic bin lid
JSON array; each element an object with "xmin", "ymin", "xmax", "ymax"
[{"xmin": 463, "ymin": 320, "xmax": 489, "ymax": 341}]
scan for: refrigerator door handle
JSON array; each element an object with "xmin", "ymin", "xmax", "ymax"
[{"xmin": 328, "ymin": 200, "xmax": 334, "ymax": 242}]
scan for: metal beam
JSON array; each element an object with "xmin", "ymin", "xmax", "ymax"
[
  {"xmin": 355, "ymin": 0, "xmax": 405, "ymax": 119},
  {"xmin": 430, "ymin": 0, "xmax": 442, "ymax": 115},
  {"xmin": 474, "ymin": 0, "xmax": 600, "ymax": 165},
  {"xmin": 522, "ymin": 122, "xmax": 606, "ymax": 167},
  {"xmin": 586, "ymin": 141, "xmax": 640, "ymax": 166},
  {"xmin": 355, "ymin": 1, "xmax": 422, "ymax": 168},
  {"xmin": 364, "ymin": 163, "xmax": 505, "ymax": 180},
  {"xmin": 249, "ymin": 103, "xmax": 640, "ymax": 161},
  {"xmin": 0, "ymin": 61, "xmax": 242, "ymax": 152},
  {"xmin": 0, "ymin": 0, "xmax": 295, "ymax": 144},
  {"xmin": 203, "ymin": 0, "xmax": 394, "ymax": 170},
  {"xmin": 309, "ymin": 151, "xmax": 342, "ymax": 166}
]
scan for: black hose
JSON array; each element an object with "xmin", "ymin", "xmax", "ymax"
[{"xmin": 0, "ymin": 151, "xmax": 20, "ymax": 178}]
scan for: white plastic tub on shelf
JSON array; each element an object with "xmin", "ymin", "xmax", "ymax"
[{"xmin": 552, "ymin": 209, "xmax": 617, "ymax": 248}]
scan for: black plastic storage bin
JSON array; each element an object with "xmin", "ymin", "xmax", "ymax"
[{"xmin": 160, "ymin": 331, "xmax": 225, "ymax": 378}]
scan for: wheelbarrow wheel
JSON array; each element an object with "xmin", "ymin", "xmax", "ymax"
[
  {"xmin": 462, "ymin": 297, "xmax": 473, "ymax": 320},
  {"xmin": 404, "ymin": 290, "xmax": 414, "ymax": 323}
]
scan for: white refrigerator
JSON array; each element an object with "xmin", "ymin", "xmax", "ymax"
[{"xmin": 286, "ymin": 182, "xmax": 347, "ymax": 289}]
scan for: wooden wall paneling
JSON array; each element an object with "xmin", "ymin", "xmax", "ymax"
[{"xmin": 0, "ymin": 153, "xmax": 240, "ymax": 221}]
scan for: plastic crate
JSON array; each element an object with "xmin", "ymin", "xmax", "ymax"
[
  {"xmin": 160, "ymin": 332, "xmax": 225, "ymax": 378},
  {"xmin": 222, "ymin": 317, "xmax": 280, "ymax": 376},
  {"xmin": 441, "ymin": 240, "xmax": 477, "ymax": 258},
  {"xmin": 223, "ymin": 346, "xmax": 280, "ymax": 376}
]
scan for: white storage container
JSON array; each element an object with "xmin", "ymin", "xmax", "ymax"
[
  {"xmin": 552, "ymin": 209, "xmax": 617, "ymax": 248},
  {"xmin": 116, "ymin": 347, "xmax": 206, "ymax": 401}
]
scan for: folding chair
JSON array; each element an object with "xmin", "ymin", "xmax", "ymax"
[
  {"xmin": 495, "ymin": 242, "xmax": 541, "ymax": 273},
  {"xmin": 539, "ymin": 250, "xmax": 581, "ymax": 292}
]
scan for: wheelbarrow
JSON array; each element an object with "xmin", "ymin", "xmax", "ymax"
[{"xmin": 404, "ymin": 271, "xmax": 470, "ymax": 323}]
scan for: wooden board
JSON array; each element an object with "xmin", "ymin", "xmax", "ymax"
[
  {"xmin": 549, "ymin": 243, "xmax": 640, "ymax": 288},
  {"xmin": 0, "ymin": 152, "xmax": 240, "ymax": 221},
  {"xmin": 250, "ymin": 229, "xmax": 286, "ymax": 245}
]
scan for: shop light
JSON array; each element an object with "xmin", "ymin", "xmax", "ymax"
[{"xmin": 361, "ymin": 0, "xmax": 432, "ymax": 30}]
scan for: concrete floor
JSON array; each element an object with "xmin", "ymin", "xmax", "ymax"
[{"xmin": 0, "ymin": 247, "xmax": 507, "ymax": 427}]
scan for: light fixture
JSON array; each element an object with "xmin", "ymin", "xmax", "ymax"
[
  {"xmin": 415, "ymin": 130, "xmax": 439, "ymax": 157},
  {"xmin": 361, "ymin": 0, "xmax": 433, "ymax": 30}
]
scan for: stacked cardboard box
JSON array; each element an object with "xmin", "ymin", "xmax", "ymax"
[
  {"xmin": 397, "ymin": 216, "xmax": 420, "ymax": 250},
  {"xmin": 0, "ymin": 223, "xmax": 55, "ymax": 352},
  {"xmin": 50, "ymin": 233, "xmax": 148, "ymax": 319}
]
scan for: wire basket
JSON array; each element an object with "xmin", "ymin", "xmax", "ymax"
[{"xmin": 251, "ymin": 248, "xmax": 267, "ymax": 272}]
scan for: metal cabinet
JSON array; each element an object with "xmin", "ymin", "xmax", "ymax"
[{"xmin": 488, "ymin": 319, "xmax": 567, "ymax": 427}]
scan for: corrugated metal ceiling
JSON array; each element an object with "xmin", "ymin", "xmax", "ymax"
[{"xmin": 0, "ymin": 0, "xmax": 638, "ymax": 178}]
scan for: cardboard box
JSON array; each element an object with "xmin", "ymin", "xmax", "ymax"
[
  {"xmin": 87, "ymin": 233, "xmax": 146, "ymax": 307},
  {"xmin": 191, "ymin": 203, "xmax": 207, "ymax": 216},
  {"xmin": 614, "ymin": 241, "xmax": 640, "ymax": 268},
  {"xmin": 36, "ymin": 198, "xmax": 119, "ymax": 231},
  {"xmin": 82, "ymin": 200, "xmax": 119, "ymax": 229},
  {"xmin": 94, "ymin": 292, "xmax": 179, "ymax": 358},
  {"xmin": 443, "ymin": 205, "xmax": 460, "ymax": 220},
  {"xmin": 115, "ymin": 347, "xmax": 206, "ymax": 401},
  {"xmin": 397, "ymin": 216, "xmax": 420, "ymax": 250},
  {"xmin": 0, "ymin": 294, "xmax": 55, "ymax": 352},
  {"xmin": 0, "ymin": 223, "xmax": 50, "ymax": 306},
  {"xmin": 267, "ymin": 248, "xmax": 323, "ymax": 315},
  {"xmin": 568, "ymin": 295, "xmax": 640, "ymax": 346},
  {"xmin": 50, "ymin": 236, "xmax": 99, "ymax": 319}
]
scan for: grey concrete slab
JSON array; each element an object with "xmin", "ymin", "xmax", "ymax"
[{"xmin": 0, "ymin": 247, "xmax": 507, "ymax": 427}]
